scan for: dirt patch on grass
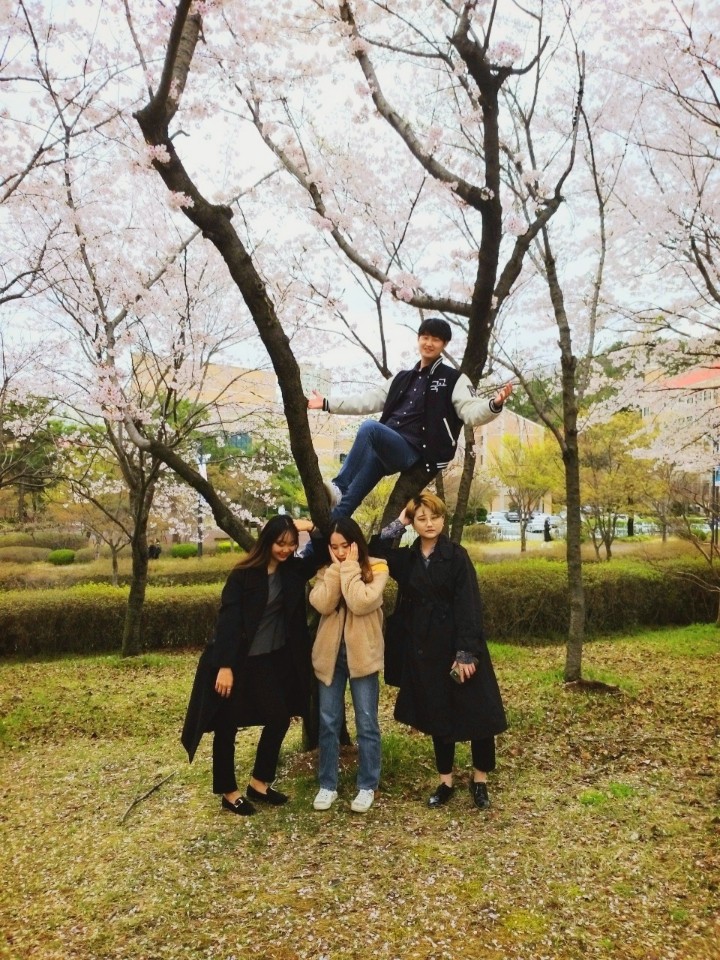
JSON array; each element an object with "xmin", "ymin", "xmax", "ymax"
[{"xmin": 1, "ymin": 627, "xmax": 718, "ymax": 959}]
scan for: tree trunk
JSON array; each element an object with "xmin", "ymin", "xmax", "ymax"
[
  {"xmin": 541, "ymin": 232, "xmax": 586, "ymax": 683},
  {"xmin": 133, "ymin": 10, "xmax": 330, "ymax": 531},
  {"xmin": 17, "ymin": 482, "xmax": 26, "ymax": 524},
  {"xmin": 122, "ymin": 541, "xmax": 148, "ymax": 657},
  {"xmin": 450, "ymin": 424, "xmax": 476, "ymax": 543},
  {"xmin": 110, "ymin": 547, "xmax": 120, "ymax": 587},
  {"xmin": 603, "ymin": 534, "xmax": 612, "ymax": 561},
  {"xmin": 381, "ymin": 462, "xmax": 438, "ymax": 527},
  {"xmin": 114, "ymin": 444, "xmax": 160, "ymax": 658},
  {"xmin": 562, "ymin": 439, "xmax": 585, "ymax": 683}
]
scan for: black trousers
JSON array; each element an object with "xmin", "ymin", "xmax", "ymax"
[
  {"xmin": 212, "ymin": 650, "xmax": 293, "ymax": 794},
  {"xmin": 432, "ymin": 736, "xmax": 496, "ymax": 775}
]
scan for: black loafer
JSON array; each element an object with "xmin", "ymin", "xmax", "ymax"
[
  {"xmin": 222, "ymin": 795, "xmax": 256, "ymax": 816},
  {"xmin": 427, "ymin": 783, "xmax": 455, "ymax": 808},
  {"xmin": 247, "ymin": 784, "xmax": 289, "ymax": 806},
  {"xmin": 470, "ymin": 781, "xmax": 490, "ymax": 810}
]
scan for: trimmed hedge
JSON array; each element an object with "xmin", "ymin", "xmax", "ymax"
[
  {"xmin": 462, "ymin": 523, "xmax": 499, "ymax": 543},
  {"xmin": 171, "ymin": 543, "xmax": 199, "ymax": 559},
  {"xmin": 475, "ymin": 557, "xmax": 719, "ymax": 641},
  {"xmin": 215, "ymin": 539, "xmax": 242, "ymax": 554},
  {"xmin": 48, "ymin": 549, "xmax": 75, "ymax": 566},
  {"xmin": 0, "ymin": 583, "xmax": 221, "ymax": 657},
  {"xmin": 0, "ymin": 557, "xmax": 717, "ymax": 658},
  {"xmin": 0, "ymin": 531, "xmax": 87, "ymax": 550},
  {"xmin": 0, "ymin": 562, "xmax": 234, "ymax": 592},
  {"xmin": 73, "ymin": 547, "xmax": 97, "ymax": 564},
  {"xmin": 0, "ymin": 533, "xmax": 35, "ymax": 547},
  {"xmin": 0, "ymin": 546, "xmax": 52, "ymax": 564}
]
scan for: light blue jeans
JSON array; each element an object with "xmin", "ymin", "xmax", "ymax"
[{"xmin": 318, "ymin": 642, "xmax": 381, "ymax": 792}]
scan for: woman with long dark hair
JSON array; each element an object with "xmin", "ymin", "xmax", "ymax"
[
  {"xmin": 309, "ymin": 517, "xmax": 388, "ymax": 813},
  {"xmin": 182, "ymin": 515, "xmax": 323, "ymax": 815}
]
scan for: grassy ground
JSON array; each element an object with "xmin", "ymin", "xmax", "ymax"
[
  {"xmin": 1, "ymin": 626, "xmax": 718, "ymax": 960},
  {"xmin": 0, "ymin": 553, "xmax": 239, "ymax": 591}
]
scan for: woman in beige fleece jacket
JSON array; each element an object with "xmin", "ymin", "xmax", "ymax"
[{"xmin": 309, "ymin": 517, "xmax": 388, "ymax": 814}]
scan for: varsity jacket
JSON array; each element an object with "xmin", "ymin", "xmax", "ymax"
[{"xmin": 324, "ymin": 358, "xmax": 502, "ymax": 474}]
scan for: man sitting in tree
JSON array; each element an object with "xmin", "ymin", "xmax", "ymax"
[{"xmin": 307, "ymin": 317, "xmax": 512, "ymax": 518}]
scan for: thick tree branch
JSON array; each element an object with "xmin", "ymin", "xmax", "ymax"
[{"xmin": 133, "ymin": 3, "xmax": 331, "ymax": 529}]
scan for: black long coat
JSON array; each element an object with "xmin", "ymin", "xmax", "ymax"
[
  {"xmin": 181, "ymin": 552, "xmax": 322, "ymax": 762},
  {"xmin": 369, "ymin": 533, "xmax": 507, "ymax": 742}
]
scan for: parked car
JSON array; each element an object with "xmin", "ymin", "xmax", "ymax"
[
  {"xmin": 484, "ymin": 512, "xmax": 507, "ymax": 525},
  {"xmin": 527, "ymin": 514, "xmax": 562, "ymax": 533},
  {"xmin": 505, "ymin": 511, "xmax": 520, "ymax": 522}
]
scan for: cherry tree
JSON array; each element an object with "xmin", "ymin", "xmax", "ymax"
[
  {"xmin": 2, "ymin": 0, "xmax": 287, "ymax": 654},
  {"xmin": 229, "ymin": 0, "xmax": 586, "ymax": 527},
  {"xmin": 0, "ymin": 337, "xmax": 62, "ymax": 520},
  {"xmin": 476, "ymin": 0, "xmax": 677, "ymax": 680},
  {"xmin": 616, "ymin": 2, "xmax": 720, "ymax": 362}
]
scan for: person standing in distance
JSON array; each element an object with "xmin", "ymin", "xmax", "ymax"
[{"xmin": 307, "ymin": 318, "xmax": 512, "ymax": 519}]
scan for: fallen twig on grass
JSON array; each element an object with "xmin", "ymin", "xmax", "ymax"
[{"xmin": 120, "ymin": 773, "xmax": 175, "ymax": 824}]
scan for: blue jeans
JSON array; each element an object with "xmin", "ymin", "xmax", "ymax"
[
  {"xmin": 332, "ymin": 420, "xmax": 419, "ymax": 518},
  {"xmin": 318, "ymin": 642, "xmax": 381, "ymax": 791}
]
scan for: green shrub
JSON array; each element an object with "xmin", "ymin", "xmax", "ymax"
[
  {"xmin": 690, "ymin": 526, "xmax": 709, "ymax": 542},
  {"xmin": 171, "ymin": 543, "xmax": 199, "ymax": 559},
  {"xmin": 477, "ymin": 557, "xmax": 719, "ymax": 642},
  {"xmin": 0, "ymin": 546, "xmax": 52, "ymax": 564},
  {"xmin": 215, "ymin": 539, "xmax": 241, "ymax": 554},
  {"xmin": 47, "ymin": 549, "xmax": 75, "ymax": 566},
  {"xmin": 0, "ymin": 533, "xmax": 35, "ymax": 548},
  {"xmin": 0, "ymin": 530, "xmax": 88, "ymax": 550},
  {"xmin": 32, "ymin": 531, "xmax": 88, "ymax": 550},
  {"xmin": 463, "ymin": 523, "xmax": 499, "ymax": 543},
  {"xmin": 73, "ymin": 547, "xmax": 96, "ymax": 564},
  {"xmin": 0, "ymin": 556, "xmax": 717, "ymax": 658},
  {"xmin": 0, "ymin": 583, "xmax": 220, "ymax": 657}
]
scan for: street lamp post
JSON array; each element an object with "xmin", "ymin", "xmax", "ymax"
[
  {"xmin": 196, "ymin": 451, "xmax": 211, "ymax": 559},
  {"xmin": 713, "ymin": 463, "xmax": 719, "ymax": 554}
]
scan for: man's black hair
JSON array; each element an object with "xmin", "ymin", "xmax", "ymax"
[{"xmin": 418, "ymin": 317, "xmax": 452, "ymax": 343}]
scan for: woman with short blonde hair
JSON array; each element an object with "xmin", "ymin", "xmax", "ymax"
[{"xmin": 370, "ymin": 493, "xmax": 507, "ymax": 810}]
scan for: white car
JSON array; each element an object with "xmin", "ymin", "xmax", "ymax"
[
  {"xmin": 484, "ymin": 512, "xmax": 507, "ymax": 525},
  {"xmin": 527, "ymin": 514, "xmax": 561, "ymax": 534}
]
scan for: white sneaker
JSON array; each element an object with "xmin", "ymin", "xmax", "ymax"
[
  {"xmin": 350, "ymin": 789, "xmax": 375, "ymax": 813},
  {"xmin": 324, "ymin": 481, "xmax": 342, "ymax": 509},
  {"xmin": 313, "ymin": 788, "xmax": 338, "ymax": 810}
]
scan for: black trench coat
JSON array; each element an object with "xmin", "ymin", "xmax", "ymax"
[
  {"xmin": 369, "ymin": 533, "xmax": 507, "ymax": 743},
  {"xmin": 181, "ymin": 550, "xmax": 323, "ymax": 762}
]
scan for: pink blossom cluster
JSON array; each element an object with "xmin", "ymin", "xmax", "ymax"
[
  {"xmin": 489, "ymin": 41, "xmax": 522, "ymax": 66},
  {"xmin": 504, "ymin": 214, "xmax": 526, "ymax": 237}
]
